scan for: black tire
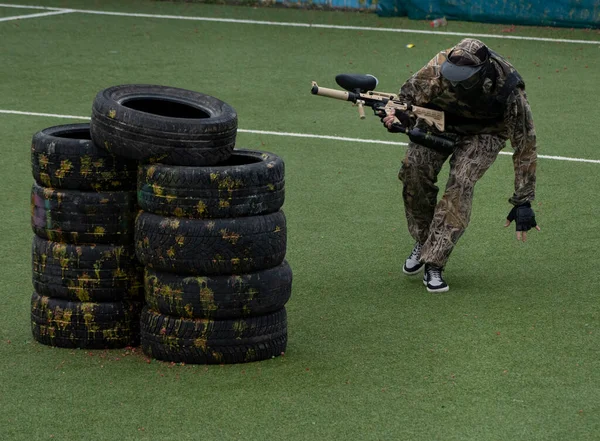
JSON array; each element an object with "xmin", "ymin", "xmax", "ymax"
[
  {"xmin": 135, "ymin": 211, "xmax": 287, "ymax": 275},
  {"xmin": 31, "ymin": 182, "xmax": 136, "ymax": 245},
  {"xmin": 90, "ymin": 85, "xmax": 237, "ymax": 165},
  {"xmin": 31, "ymin": 123, "xmax": 137, "ymax": 191},
  {"xmin": 137, "ymin": 149, "xmax": 285, "ymax": 218},
  {"xmin": 140, "ymin": 307, "xmax": 287, "ymax": 364},
  {"xmin": 30, "ymin": 292, "xmax": 142, "ymax": 349},
  {"xmin": 145, "ymin": 260, "xmax": 292, "ymax": 319},
  {"xmin": 32, "ymin": 236, "xmax": 143, "ymax": 302}
]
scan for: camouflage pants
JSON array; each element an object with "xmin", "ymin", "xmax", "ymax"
[{"xmin": 398, "ymin": 134, "xmax": 506, "ymax": 268}]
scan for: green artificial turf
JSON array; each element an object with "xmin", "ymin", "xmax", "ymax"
[{"xmin": 0, "ymin": 2, "xmax": 599, "ymax": 440}]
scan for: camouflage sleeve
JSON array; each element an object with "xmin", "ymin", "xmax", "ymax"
[
  {"xmin": 506, "ymin": 89, "xmax": 537, "ymax": 205},
  {"xmin": 398, "ymin": 50, "xmax": 448, "ymax": 105}
]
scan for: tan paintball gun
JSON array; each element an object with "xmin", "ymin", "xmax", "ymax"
[{"xmin": 311, "ymin": 74, "xmax": 454, "ymax": 152}]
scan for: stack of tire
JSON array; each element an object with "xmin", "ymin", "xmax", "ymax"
[
  {"xmin": 89, "ymin": 85, "xmax": 292, "ymax": 364},
  {"xmin": 30, "ymin": 124, "xmax": 142, "ymax": 349}
]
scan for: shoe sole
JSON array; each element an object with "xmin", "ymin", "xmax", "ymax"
[
  {"xmin": 422, "ymin": 279, "xmax": 449, "ymax": 293},
  {"xmin": 427, "ymin": 286, "xmax": 449, "ymax": 293},
  {"xmin": 403, "ymin": 265, "xmax": 424, "ymax": 276}
]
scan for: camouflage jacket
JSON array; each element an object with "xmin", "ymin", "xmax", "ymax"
[{"xmin": 399, "ymin": 49, "xmax": 537, "ymax": 205}]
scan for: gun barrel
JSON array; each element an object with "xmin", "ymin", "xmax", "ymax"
[
  {"xmin": 407, "ymin": 129, "xmax": 455, "ymax": 153},
  {"xmin": 311, "ymin": 82, "xmax": 354, "ymax": 102}
]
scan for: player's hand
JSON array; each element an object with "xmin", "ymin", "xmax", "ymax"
[
  {"xmin": 504, "ymin": 202, "xmax": 541, "ymax": 242},
  {"xmin": 382, "ymin": 113, "xmax": 399, "ymax": 131},
  {"xmin": 381, "ymin": 109, "xmax": 409, "ymax": 133}
]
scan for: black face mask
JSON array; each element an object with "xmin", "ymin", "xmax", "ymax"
[{"xmin": 450, "ymin": 78, "xmax": 483, "ymax": 102}]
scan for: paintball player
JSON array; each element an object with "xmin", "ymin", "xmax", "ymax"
[{"xmin": 381, "ymin": 38, "xmax": 539, "ymax": 293}]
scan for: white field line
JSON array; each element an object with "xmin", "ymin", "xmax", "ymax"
[
  {"xmin": 0, "ymin": 3, "xmax": 599, "ymax": 45},
  {"xmin": 1, "ymin": 108, "xmax": 599, "ymax": 165},
  {"xmin": 0, "ymin": 109, "xmax": 90, "ymax": 120},
  {"xmin": 0, "ymin": 9, "xmax": 73, "ymax": 22},
  {"xmin": 0, "ymin": 3, "xmax": 50, "ymax": 8}
]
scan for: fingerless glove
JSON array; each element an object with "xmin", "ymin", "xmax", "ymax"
[{"xmin": 507, "ymin": 202, "xmax": 537, "ymax": 232}]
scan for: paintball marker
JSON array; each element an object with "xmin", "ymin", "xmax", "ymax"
[{"xmin": 311, "ymin": 74, "xmax": 455, "ymax": 153}]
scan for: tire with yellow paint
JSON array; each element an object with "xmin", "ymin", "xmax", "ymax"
[
  {"xmin": 30, "ymin": 292, "xmax": 142, "ymax": 349},
  {"xmin": 31, "ymin": 182, "xmax": 136, "ymax": 245},
  {"xmin": 31, "ymin": 123, "xmax": 137, "ymax": 191},
  {"xmin": 135, "ymin": 210, "xmax": 287, "ymax": 275},
  {"xmin": 140, "ymin": 306, "xmax": 287, "ymax": 364},
  {"xmin": 137, "ymin": 149, "xmax": 285, "ymax": 218},
  {"xmin": 90, "ymin": 85, "xmax": 237, "ymax": 166},
  {"xmin": 145, "ymin": 260, "xmax": 292, "ymax": 319},
  {"xmin": 32, "ymin": 236, "xmax": 143, "ymax": 302}
]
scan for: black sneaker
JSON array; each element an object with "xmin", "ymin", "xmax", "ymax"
[
  {"xmin": 402, "ymin": 242, "xmax": 424, "ymax": 275},
  {"xmin": 423, "ymin": 264, "xmax": 449, "ymax": 293}
]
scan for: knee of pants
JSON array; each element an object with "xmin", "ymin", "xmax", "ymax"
[
  {"xmin": 444, "ymin": 172, "xmax": 477, "ymax": 199},
  {"xmin": 398, "ymin": 162, "xmax": 408, "ymax": 182},
  {"xmin": 398, "ymin": 161, "xmax": 437, "ymax": 187}
]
